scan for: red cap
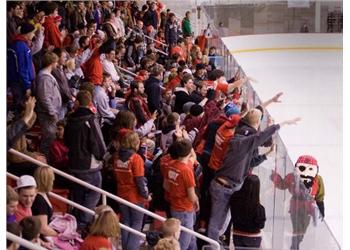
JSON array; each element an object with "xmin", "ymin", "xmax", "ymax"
[
  {"xmin": 295, "ymin": 155, "xmax": 318, "ymax": 167},
  {"xmin": 225, "ymin": 114, "xmax": 241, "ymax": 128}
]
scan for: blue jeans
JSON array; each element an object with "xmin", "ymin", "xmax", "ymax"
[
  {"xmin": 71, "ymin": 171, "xmax": 102, "ymax": 229},
  {"xmin": 207, "ymin": 179, "xmax": 239, "ymax": 242},
  {"xmin": 171, "ymin": 210, "xmax": 197, "ymax": 250},
  {"xmin": 120, "ymin": 203, "xmax": 145, "ymax": 250}
]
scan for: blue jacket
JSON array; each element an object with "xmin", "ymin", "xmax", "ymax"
[{"xmin": 8, "ymin": 35, "xmax": 35, "ymax": 90}]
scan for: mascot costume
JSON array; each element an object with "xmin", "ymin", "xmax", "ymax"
[{"xmin": 271, "ymin": 155, "xmax": 325, "ymax": 250}]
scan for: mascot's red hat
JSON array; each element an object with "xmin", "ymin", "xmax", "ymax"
[{"xmin": 295, "ymin": 155, "xmax": 318, "ymax": 167}]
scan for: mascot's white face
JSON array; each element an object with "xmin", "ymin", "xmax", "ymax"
[{"xmin": 295, "ymin": 162, "xmax": 318, "ymax": 188}]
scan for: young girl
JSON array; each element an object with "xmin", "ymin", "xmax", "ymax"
[
  {"xmin": 230, "ymin": 175, "xmax": 266, "ymax": 249},
  {"xmin": 113, "ymin": 131, "xmax": 150, "ymax": 250},
  {"xmin": 7, "ymin": 186, "xmax": 19, "ymax": 223},
  {"xmin": 80, "ymin": 205, "xmax": 121, "ymax": 250}
]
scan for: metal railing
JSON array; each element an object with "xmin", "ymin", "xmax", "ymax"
[
  {"xmin": 8, "ymin": 148, "xmax": 221, "ymax": 249},
  {"xmin": 6, "ymin": 232, "xmax": 47, "ymax": 250},
  {"xmin": 7, "ymin": 172, "xmax": 147, "ymax": 239}
]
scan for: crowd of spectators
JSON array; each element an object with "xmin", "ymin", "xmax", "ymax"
[{"xmin": 6, "ymin": 1, "xmax": 300, "ymax": 249}]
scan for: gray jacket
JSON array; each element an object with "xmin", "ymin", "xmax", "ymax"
[{"xmin": 35, "ymin": 70, "xmax": 62, "ymax": 118}]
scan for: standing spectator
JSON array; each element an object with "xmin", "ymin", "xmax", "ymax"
[
  {"xmin": 64, "ymin": 90, "xmax": 106, "ymax": 230},
  {"xmin": 52, "ymin": 48, "xmax": 73, "ymax": 119},
  {"xmin": 102, "ymin": 13, "xmax": 119, "ymax": 40},
  {"xmin": 7, "ymin": 186, "xmax": 19, "ymax": 223},
  {"xmin": 32, "ymin": 166, "xmax": 58, "ymax": 237},
  {"xmin": 230, "ymin": 175, "xmax": 266, "ymax": 250},
  {"xmin": 145, "ymin": 64, "xmax": 164, "ymax": 113},
  {"xmin": 7, "ymin": 2, "xmax": 22, "ymax": 44},
  {"xmin": 75, "ymin": 35, "xmax": 92, "ymax": 69},
  {"xmin": 8, "ymin": 22, "xmax": 36, "ymax": 112},
  {"xmin": 35, "ymin": 52, "xmax": 62, "ymax": 157},
  {"xmin": 163, "ymin": 139, "xmax": 198, "ymax": 250},
  {"xmin": 164, "ymin": 13, "xmax": 179, "ymax": 48},
  {"xmin": 143, "ymin": 1, "xmax": 158, "ymax": 31},
  {"xmin": 127, "ymin": 81, "xmax": 153, "ymax": 127},
  {"xmin": 81, "ymin": 41, "xmax": 104, "ymax": 85},
  {"xmin": 114, "ymin": 8, "xmax": 126, "ymax": 38},
  {"xmin": 125, "ymin": 35, "xmax": 146, "ymax": 69},
  {"xmin": 207, "ymin": 110, "xmax": 300, "ymax": 242},
  {"xmin": 70, "ymin": 1, "xmax": 86, "ymax": 32},
  {"xmin": 113, "ymin": 131, "xmax": 150, "ymax": 250},
  {"xmin": 14, "ymin": 175, "xmax": 37, "ymax": 222},
  {"xmin": 43, "ymin": 2, "xmax": 63, "ymax": 49},
  {"xmin": 81, "ymin": 205, "xmax": 121, "ymax": 250},
  {"xmin": 102, "ymin": 48, "xmax": 120, "ymax": 83},
  {"xmin": 182, "ymin": 11, "xmax": 192, "ymax": 37}
]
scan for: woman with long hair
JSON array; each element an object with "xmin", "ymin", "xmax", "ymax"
[{"xmin": 230, "ymin": 174, "xmax": 266, "ymax": 249}]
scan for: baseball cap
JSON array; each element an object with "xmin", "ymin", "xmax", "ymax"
[{"xmin": 15, "ymin": 175, "xmax": 37, "ymax": 190}]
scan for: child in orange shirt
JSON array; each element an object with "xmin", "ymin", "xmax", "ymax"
[
  {"xmin": 113, "ymin": 131, "xmax": 150, "ymax": 250},
  {"xmin": 163, "ymin": 139, "xmax": 198, "ymax": 250}
]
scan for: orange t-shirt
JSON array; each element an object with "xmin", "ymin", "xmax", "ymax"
[
  {"xmin": 208, "ymin": 121, "xmax": 235, "ymax": 171},
  {"xmin": 113, "ymin": 153, "xmax": 145, "ymax": 204},
  {"xmin": 80, "ymin": 235, "xmax": 112, "ymax": 250},
  {"xmin": 171, "ymin": 46, "xmax": 185, "ymax": 61},
  {"xmin": 163, "ymin": 160, "xmax": 196, "ymax": 212},
  {"xmin": 205, "ymin": 80, "xmax": 229, "ymax": 94},
  {"xmin": 15, "ymin": 203, "xmax": 32, "ymax": 222}
]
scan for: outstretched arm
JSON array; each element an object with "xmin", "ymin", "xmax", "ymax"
[{"xmin": 261, "ymin": 92, "xmax": 283, "ymax": 109}]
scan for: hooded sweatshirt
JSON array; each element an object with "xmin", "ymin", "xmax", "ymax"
[
  {"xmin": 113, "ymin": 148, "xmax": 148, "ymax": 203},
  {"xmin": 64, "ymin": 107, "xmax": 106, "ymax": 173}
]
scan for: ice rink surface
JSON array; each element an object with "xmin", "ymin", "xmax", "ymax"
[{"xmin": 223, "ymin": 34, "xmax": 342, "ymax": 247}]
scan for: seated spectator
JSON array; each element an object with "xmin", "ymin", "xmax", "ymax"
[
  {"xmin": 125, "ymin": 35, "xmax": 145, "ymax": 69},
  {"xmin": 163, "ymin": 139, "xmax": 198, "ymax": 250},
  {"xmin": 154, "ymin": 238, "xmax": 180, "ymax": 250},
  {"xmin": 7, "ymin": 186, "xmax": 19, "ymax": 223},
  {"xmin": 19, "ymin": 216, "xmax": 52, "ymax": 249},
  {"xmin": 160, "ymin": 112, "xmax": 180, "ymax": 152},
  {"xmin": 14, "ymin": 175, "xmax": 37, "ymax": 222},
  {"xmin": 230, "ymin": 175, "xmax": 266, "ymax": 250},
  {"xmin": 7, "ymin": 222, "xmax": 21, "ymax": 250},
  {"xmin": 32, "ymin": 166, "xmax": 58, "ymax": 237},
  {"xmin": 102, "ymin": 47, "xmax": 120, "ymax": 83},
  {"xmin": 81, "ymin": 205, "xmax": 121, "ymax": 250},
  {"xmin": 113, "ymin": 131, "xmax": 150, "ymax": 250}
]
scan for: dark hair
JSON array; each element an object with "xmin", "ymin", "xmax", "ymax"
[
  {"xmin": 76, "ymin": 90, "xmax": 92, "ymax": 107},
  {"xmin": 208, "ymin": 69, "xmax": 224, "ymax": 81},
  {"xmin": 111, "ymin": 111, "xmax": 137, "ymax": 139},
  {"xmin": 79, "ymin": 82, "xmax": 95, "ymax": 96},
  {"xmin": 79, "ymin": 35, "xmax": 90, "ymax": 48},
  {"xmin": 56, "ymin": 119, "xmax": 66, "ymax": 128},
  {"xmin": 7, "ymin": 2, "xmax": 20, "ymax": 12},
  {"xmin": 44, "ymin": 2, "xmax": 58, "ymax": 15},
  {"xmin": 53, "ymin": 48, "xmax": 67, "ymax": 58},
  {"xmin": 181, "ymin": 73, "xmax": 193, "ymax": 87},
  {"xmin": 231, "ymin": 175, "xmax": 260, "ymax": 210},
  {"xmin": 168, "ymin": 139, "xmax": 192, "ymax": 159},
  {"xmin": 134, "ymin": 35, "xmax": 144, "ymax": 44},
  {"xmin": 7, "ymin": 222, "xmax": 22, "ymax": 248},
  {"xmin": 20, "ymin": 216, "xmax": 41, "ymax": 241}
]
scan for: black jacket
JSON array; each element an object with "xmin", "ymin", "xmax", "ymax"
[
  {"xmin": 145, "ymin": 76, "xmax": 162, "ymax": 113},
  {"xmin": 216, "ymin": 124, "xmax": 280, "ymax": 188},
  {"xmin": 143, "ymin": 9, "xmax": 158, "ymax": 29},
  {"xmin": 64, "ymin": 107, "xmax": 106, "ymax": 173}
]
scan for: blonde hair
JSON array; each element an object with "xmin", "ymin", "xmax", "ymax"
[
  {"xmin": 201, "ymin": 55, "xmax": 209, "ymax": 65},
  {"xmin": 89, "ymin": 205, "xmax": 120, "ymax": 239},
  {"xmin": 245, "ymin": 108, "xmax": 262, "ymax": 127},
  {"xmin": 162, "ymin": 218, "xmax": 181, "ymax": 238},
  {"xmin": 65, "ymin": 58, "xmax": 76, "ymax": 71},
  {"xmin": 34, "ymin": 166, "xmax": 55, "ymax": 193},
  {"xmin": 7, "ymin": 185, "xmax": 18, "ymax": 204},
  {"xmin": 154, "ymin": 238, "xmax": 180, "ymax": 250},
  {"xmin": 120, "ymin": 131, "xmax": 140, "ymax": 151}
]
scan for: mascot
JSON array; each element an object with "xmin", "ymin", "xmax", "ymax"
[{"xmin": 271, "ymin": 155, "xmax": 325, "ymax": 250}]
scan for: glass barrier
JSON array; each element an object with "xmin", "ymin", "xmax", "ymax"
[{"xmin": 200, "ymin": 2, "xmax": 341, "ymax": 250}]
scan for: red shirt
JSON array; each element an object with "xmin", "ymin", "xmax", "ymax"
[
  {"xmin": 163, "ymin": 159, "xmax": 196, "ymax": 212},
  {"xmin": 208, "ymin": 121, "xmax": 235, "ymax": 171},
  {"xmin": 81, "ymin": 48, "xmax": 103, "ymax": 85},
  {"xmin": 15, "ymin": 203, "xmax": 32, "ymax": 222},
  {"xmin": 113, "ymin": 153, "xmax": 146, "ymax": 204},
  {"xmin": 205, "ymin": 80, "xmax": 229, "ymax": 94},
  {"xmin": 80, "ymin": 235, "xmax": 112, "ymax": 250},
  {"xmin": 43, "ymin": 16, "xmax": 62, "ymax": 48}
]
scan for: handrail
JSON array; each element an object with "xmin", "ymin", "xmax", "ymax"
[
  {"xmin": 116, "ymin": 65, "xmax": 137, "ymax": 77},
  {"xmin": 155, "ymin": 48, "xmax": 169, "ymax": 56},
  {"xmin": 143, "ymin": 33, "xmax": 169, "ymax": 48},
  {"xmin": 6, "ymin": 172, "xmax": 147, "ymax": 239},
  {"xmin": 8, "ymin": 148, "xmax": 220, "ymax": 249},
  {"xmin": 6, "ymin": 232, "xmax": 47, "ymax": 250}
]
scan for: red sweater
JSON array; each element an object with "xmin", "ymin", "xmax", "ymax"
[
  {"xmin": 49, "ymin": 139, "xmax": 69, "ymax": 171},
  {"xmin": 81, "ymin": 48, "xmax": 103, "ymax": 85},
  {"xmin": 43, "ymin": 16, "xmax": 62, "ymax": 48}
]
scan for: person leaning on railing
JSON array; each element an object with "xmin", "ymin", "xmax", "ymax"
[{"xmin": 207, "ymin": 108, "xmax": 301, "ymax": 243}]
